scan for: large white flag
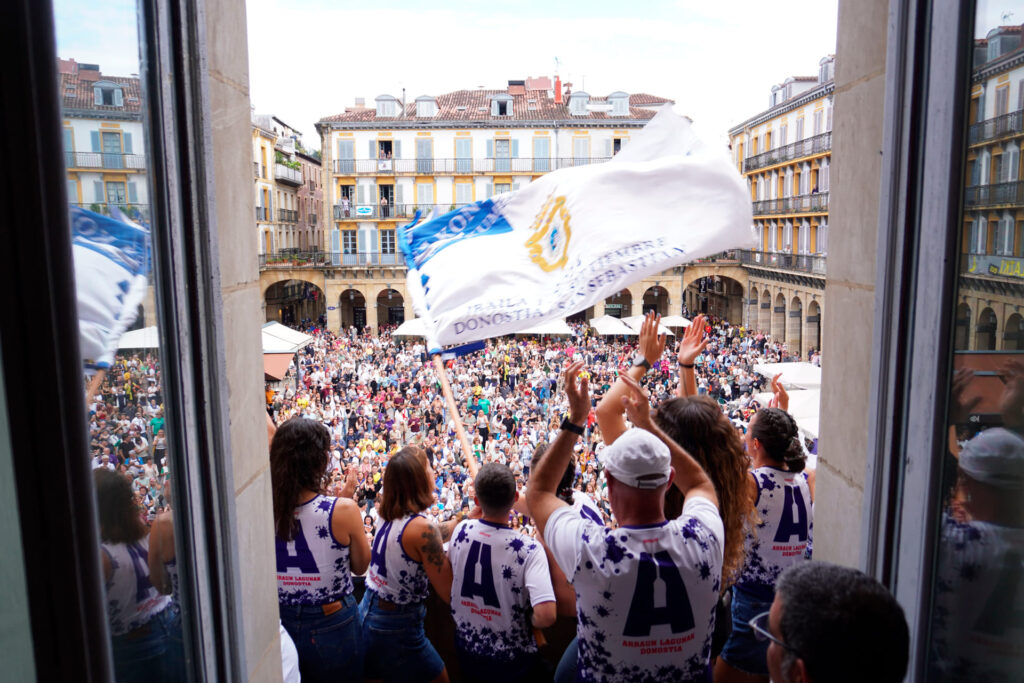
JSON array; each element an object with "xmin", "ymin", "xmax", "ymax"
[{"xmin": 398, "ymin": 108, "xmax": 754, "ymax": 353}]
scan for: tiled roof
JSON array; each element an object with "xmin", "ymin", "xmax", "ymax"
[
  {"xmin": 319, "ymin": 89, "xmax": 672, "ymax": 124},
  {"xmin": 59, "ymin": 69, "xmax": 142, "ymax": 115}
]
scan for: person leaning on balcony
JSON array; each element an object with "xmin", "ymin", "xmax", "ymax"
[{"xmin": 272, "ymin": 417, "xmax": 370, "ymax": 683}]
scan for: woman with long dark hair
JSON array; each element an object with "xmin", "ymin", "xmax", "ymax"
[
  {"xmin": 716, "ymin": 377, "xmax": 815, "ymax": 683},
  {"xmin": 271, "ymin": 417, "xmax": 370, "ymax": 683},
  {"xmin": 95, "ymin": 468, "xmax": 183, "ymax": 683},
  {"xmin": 361, "ymin": 445, "xmax": 454, "ymax": 683}
]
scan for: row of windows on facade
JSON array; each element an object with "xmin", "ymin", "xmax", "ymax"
[
  {"xmin": 747, "ymin": 108, "xmax": 832, "ymax": 156},
  {"xmin": 766, "ymin": 58, "xmax": 835, "ymax": 109},
  {"xmin": 973, "ymin": 78, "xmax": 1024, "ymax": 122},
  {"xmin": 71, "ymin": 179, "xmax": 141, "ymax": 204},
  {"xmin": 63, "ymin": 128, "xmax": 135, "ymax": 156},
  {"xmin": 376, "ymin": 91, "xmax": 630, "ymax": 118},
  {"xmin": 967, "ymin": 214, "xmax": 1024, "ymax": 257},
  {"xmin": 333, "ymin": 180, "xmax": 520, "ymax": 207},
  {"xmin": 970, "ymin": 144, "xmax": 1021, "ymax": 185},
  {"xmin": 755, "ymin": 219, "xmax": 828, "ymax": 255},
  {"xmin": 751, "ymin": 160, "xmax": 830, "ymax": 200},
  {"xmin": 333, "ymin": 136, "xmax": 618, "ymax": 162}
]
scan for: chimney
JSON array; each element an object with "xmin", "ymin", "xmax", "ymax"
[{"xmin": 554, "ymin": 75, "xmax": 562, "ymax": 104}]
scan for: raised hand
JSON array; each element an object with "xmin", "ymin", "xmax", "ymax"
[
  {"xmin": 770, "ymin": 372, "xmax": 789, "ymax": 412},
  {"xmin": 563, "ymin": 360, "xmax": 590, "ymax": 426},
  {"xmin": 620, "ymin": 374, "xmax": 654, "ymax": 432},
  {"xmin": 639, "ymin": 312, "xmax": 667, "ymax": 365},
  {"xmin": 341, "ymin": 466, "xmax": 358, "ymax": 500},
  {"xmin": 949, "ymin": 368, "xmax": 982, "ymax": 424},
  {"xmin": 677, "ymin": 314, "xmax": 709, "ymax": 366}
]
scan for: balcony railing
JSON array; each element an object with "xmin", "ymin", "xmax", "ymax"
[
  {"xmin": 333, "ymin": 203, "xmax": 480, "ymax": 220},
  {"xmin": 964, "ymin": 181, "xmax": 1024, "ymax": 208},
  {"xmin": 278, "ymin": 209, "xmax": 299, "ymax": 222},
  {"xmin": 968, "ymin": 110, "xmax": 1024, "ymax": 145},
  {"xmin": 256, "ymin": 206, "xmax": 268, "ymax": 221},
  {"xmin": 736, "ymin": 249, "xmax": 827, "ymax": 275},
  {"xmin": 961, "ymin": 252, "xmax": 1024, "ymax": 279},
  {"xmin": 71, "ymin": 202, "xmax": 150, "ymax": 222},
  {"xmin": 333, "ymin": 157, "xmax": 612, "ymax": 175},
  {"xmin": 742, "ymin": 132, "xmax": 831, "ymax": 173},
  {"xmin": 275, "ymin": 163, "xmax": 303, "ymax": 186},
  {"xmin": 752, "ymin": 192, "xmax": 829, "ymax": 216},
  {"xmin": 64, "ymin": 151, "xmax": 147, "ymax": 170},
  {"xmin": 258, "ymin": 250, "xmax": 404, "ymax": 268}
]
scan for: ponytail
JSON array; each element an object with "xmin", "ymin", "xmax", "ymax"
[{"xmin": 752, "ymin": 408, "xmax": 806, "ymax": 472}]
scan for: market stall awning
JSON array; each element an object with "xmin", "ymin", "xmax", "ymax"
[
  {"xmin": 262, "ymin": 321, "xmax": 313, "ymax": 353},
  {"xmin": 660, "ymin": 315, "xmax": 692, "ymax": 328},
  {"xmin": 392, "ymin": 318, "xmax": 427, "ymax": 337},
  {"xmin": 753, "ymin": 362, "xmax": 822, "ymax": 390},
  {"xmin": 589, "ymin": 315, "xmax": 638, "ymax": 336},
  {"xmin": 117, "ymin": 326, "xmax": 160, "ymax": 349},
  {"xmin": 517, "ymin": 319, "xmax": 574, "ymax": 336},
  {"xmin": 621, "ymin": 315, "xmax": 677, "ymax": 337},
  {"xmin": 263, "ymin": 353, "xmax": 294, "ymax": 381}
]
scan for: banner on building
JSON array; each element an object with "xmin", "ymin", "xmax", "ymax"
[{"xmin": 397, "ymin": 108, "xmax": 755, "ymax": 352}]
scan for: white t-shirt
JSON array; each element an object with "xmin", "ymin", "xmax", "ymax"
[
  {"xmin": 545, "ymin": 497, "xmax": 724, "ymax": 683},
  {"xmin": 448, "ymin": 520, "xmax": 555, "ymax": 663}
]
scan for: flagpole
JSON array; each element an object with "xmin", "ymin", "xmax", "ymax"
[{"xmin": 431, "ymin": 354, "xmax": 478, "ymax": 478}]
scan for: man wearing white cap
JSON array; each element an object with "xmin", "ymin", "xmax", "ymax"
[
  {"xmin": 527, "ymin": 361, "xmax": 723, "ymax": 683},
  {"xmin": 931, "ymin": 426, "xmax": 1024, "ymax": 681}
]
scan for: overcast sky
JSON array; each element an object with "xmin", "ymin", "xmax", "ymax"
[{"xmin": 55, "ymin": 0, "xmax": 845, "ymax": 147}]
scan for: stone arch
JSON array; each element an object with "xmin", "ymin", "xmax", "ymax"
[
  {"xmin": 759, "ymin": 290, "xmax": 772, "ymax": 334},
  {"xmin": 338, "ymin": 288, "xmax": 367, "ymax": 330},
  {"xmin": 376, "ymin": 288, "xmax": 406, "ymax": 329},
  {"xmin": 772, "ymin": 292, "xmax": 787, "ymax": 340},
  {"xmin": 265, "ymin": 278, "xmax": 326, "ymax": 326},
  {"xmin": 976, "ymin": 307, "xmax": 998, "ymax": 350},
  {"xmin": 604, "ymin": 289, "xmax": 632, "ymax": 318},
  {"xmin": 1005, "ymin": 312, "xmax": 1024, "ymax": 350},
  {"xmin": 954, "ymin": 302, "xmax": 971, "ymax": 350},
  {"xmin": 805, "ymin": 300, "xmax": 822, "ymax": 353},
  {"xmin": 788, "ymin": 296, "xmax": 804, "ymax": 359},
  {"xmin": 748, "ymin": 286, "xmax": 760, "ymax": 329},
  {"xmin": 642, "ymin": 285, "xmax": 670, "ymax": 316}
]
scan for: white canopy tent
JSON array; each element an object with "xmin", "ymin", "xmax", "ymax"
[
  {"xmin": 589, "ymin": 315, "xmax": 638, "ymax": 336},
  {"xmin": 517, "ymin": 319, "xmax": 574, "ymax": 336},
  {"xmin": 261, "ymin": 321, "xmax": 314, "ymax": 353},
  {"xmin": 117, "ymin": 326, "xmax": 160, "ymax": 349},
  {"xmin": 621, "ymin": 315, "xmax": 677, "ymax": 337},
  {"xmin": 753, "ymin": 362, "xmax": 822, "ymax": 390},
  {"xmin": 391, "ymin": 318, "xmax": 427, "ymax": 338},
  {"xmin": 660, "ymin": 315, "xmax": 692, "ymax": 328}
]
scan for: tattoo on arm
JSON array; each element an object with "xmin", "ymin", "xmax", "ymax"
[
  {"xmin": 421, "ymin": 527, "xmax": 445, "ymax": 571},
  {"xmin": 438, "ymin": 519, "xmax": 456, "ymax": 543}
]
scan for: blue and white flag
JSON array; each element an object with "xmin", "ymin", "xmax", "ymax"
[
  {"xmin": 398, "ymin": 108, "xmax": 755, "ymax": 353},
  {"xmin": 71, "ymin": 205, "xmax": 150, "ymax": 369}
]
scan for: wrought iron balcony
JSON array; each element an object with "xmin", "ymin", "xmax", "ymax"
[
  {"xmin": 736, "ymin": 249, "xmax": 827, "ymax": 275},
  {"xmin": 64, "ymin": 151, "xmax": 147, "ymax": 171},
  {"xmin": 258, "ymin": 250, "xmax": 404, "ymax": 269},
  {"xmin": 968, "ymin": 110, "xmax": 1024, "ymax": 145},
  {"xmin": 71, "ymin": 202, "xmax": 150, "ymax": 222},
  {"xmin": 278, "ymin": 209, "xmax": 299, "ymax": 223},
  {"xmin": 964, "ymin": 181, "xmax": 1024, "ymax": 208},
  {"xmin": 332, "ymin": 157, "xmax": 611, "ymax": 175},
  {"xmin": 275, "ymin": 163, "xmax": 303, "ymax": 186},
  {"xmin": 742, "ymin": 132, "xmax": 831, "ymax": 173},
  {"xmin": 256, "ymin": 206, "xmax": 268, "ymax": 221},
  {"xmin": 752, "ymin": 192, "xmax": 829, "ymax": 216},
  {"xmin": 333, "ymin": 203, "xmax": 476, "ymax": 220}
]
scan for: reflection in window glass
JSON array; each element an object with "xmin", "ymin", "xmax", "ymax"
[
  {"xmin": 933, "ymin": 1, "xmax": 1024, "ymax": 679},
  {"xmin": 54, "ymin": 0, "xmax": 188, "ymax": 680}
]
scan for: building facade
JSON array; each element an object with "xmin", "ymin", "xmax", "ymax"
[
  {"xmin": 960, "ymin": 24, "xmax": 1024, "ymax": 350},
  {"xmin": 294, "ymin": 78, "xmax": 682, "ymax": 331},
  {"xmin": 722, "ymin": 56, "xmax": 835, "ymax": 357}
]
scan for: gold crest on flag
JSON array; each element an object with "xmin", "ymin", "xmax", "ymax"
[{"xmin": 524, "ymin": 193, "xmax": 572, "ymax": 272}]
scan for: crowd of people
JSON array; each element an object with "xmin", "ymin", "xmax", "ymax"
[{"xmin": 87, "ymin": 310, "xmax": 917, "ymax": 683}]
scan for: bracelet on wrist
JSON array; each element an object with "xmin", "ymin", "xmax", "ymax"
[
  {"xmin": 680, "ymin": 362, "xmax": 694, "ymax": 369},
  {"xmin": 560, "ymin": 417, "xmax": 585, "ymax": 435}
]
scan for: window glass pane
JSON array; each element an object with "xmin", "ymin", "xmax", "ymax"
[
  {"xmin": 53, "ymin": 0, "xmax": 191, "ymax": 678},
  {"xmin": 932, "ymin": 2, "xmax": 1024, "ymax": 680}
]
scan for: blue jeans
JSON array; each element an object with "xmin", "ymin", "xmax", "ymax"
[
  {"xmin": 280, "ymin": 593, "xmax": 362, "ymax": 683},
  {"xmin": 554, "ymin": 636, "xmax": 577, "ymax": 683},
  {"xmin": 110, "ymin": 607, "xmax": 185, "ymax": 683},
  {"xmin": 360, "ymin": 590, "xmax": 445, "ymax": 683},
  {"xmin": 719, "ymin": 587, "xmax": 772, "ymax": 676}
]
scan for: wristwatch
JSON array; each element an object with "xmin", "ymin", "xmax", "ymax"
[
  {"xmin": 560, "ymin": 417, "xmax": 585, "ymax": 435},
  {"xmin": 632, "ymin": 352, "xmax": 651, "ymax": 370}
]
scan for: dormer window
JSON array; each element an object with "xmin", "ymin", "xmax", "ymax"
[
  {"xmin": 569, "ymin": 91, "xmax": 590, "ymax": 116},
  {"xmin": 93, "ymin": 81, "xmax": 124, "ymax": 107},
  {"xmin": 818, "ymin": 56, "xmax": 835, "ymax": 84},
  {"xmin": 375, "ymin": 95, "xmax": 398, "ymax": 117},
  {"xmin": 415, "ymin": 95, "xmax": 437, "ymax": 117},
  {"xmin": 490, "ymin": 94, "xmax": 513, "ymax": 117},
  {"xmin": 608, "ymin": 92, "xmax": 629, "ymax": 117}
]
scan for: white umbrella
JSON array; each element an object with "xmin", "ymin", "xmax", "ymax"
[
  {"xmin": 753, "ymin": 362, "xmax": 822, "ymax": 390},
  {"xmin": 262, "ymin": 321, "xmax": 314, "ymax": 353},
  {"xmin": 660, "ymin": 315, "xmax": 692, "ymax": 328},
  {"xmin": 392, "ymin": 318, "xmax": 427, "ymax": 337},
  {"xmin": 621, "ymin": 315, "xmax": 677, "ymax": 337},
  {"xmin": 517, "ymin": 319, "xmax": 574, "ymax": 336},
  {"xmin": 117, "ymin": 326, "xmax": 160, "ymax": 349},
  {"xmin": 589, "ymin": 315, "xmax": 638, "ymax": 336}
]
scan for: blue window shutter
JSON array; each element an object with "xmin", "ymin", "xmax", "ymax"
[
  {"xmin": 94, "ymin": 181, "xmax": 104, "ymax": 202},
  {"xmin": 337, "ymin": 140, "xmax": 343, "ymax": 162},
  {"xmin": 124, "ymin": 133, "xmax": 133, "ymax": 154},
  {"xmin": 357, "ymin": 229, "xmax": 367, "ymax": 252},
  {"xmin": 511, "ymin": 139, "xmax": 519, "ymax": 157},
  {"xmin": 357, "ymin": 184, "xmax": 365, "ymax": 204},
  {"xmin": 114, "ymin": 89, "xmax": 124, "ymax": 107},
  {"xmin": 369, "ymin": 140, "xmax": 376, "ymax": 158},
  {"xmin": 369, "ymin": 229, "xmax": 379, "ymax": 253},
  {"xmin": 94, "ymin": 86, "xmax": 102, "ymax": 106},
  {"xmin": 396, "ymin": 183, "xmax": 404, "ymax": 205},
  {"xmin": 91, "ymin": 131, "xmax": 101, "ymax": 152},
  {"xmin": 127, "ymin": 182, "xmax": 138, "ymax": 203},
  {"xmin": 394, "ymin": 140, "xmax": 401, "ymax": 159},
  {"xmin": 486, "ymin": 140, "xmax": 494, "ymax": 158},
  {"xmin": 62, "ymin": 129, "xmax": 73, "ymax": 152},
  {"xmin": 485, "ymin": 183, "xmax": 493, "ymax": 198}
]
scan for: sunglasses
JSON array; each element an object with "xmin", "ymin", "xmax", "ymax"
[{"xmin": 749, "ymin": 611, "xmax": 800, "ymax": 656}]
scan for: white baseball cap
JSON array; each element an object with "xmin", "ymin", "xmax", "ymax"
[
  {"xmin": 598, "ymin": 428, "xmax": 671, "ymax": 489},
  {"xmin": 959, "ymin": 427, "xmax": 1024, "ymax": 490}
]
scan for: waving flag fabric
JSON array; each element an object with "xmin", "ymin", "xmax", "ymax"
[
  {"xmin": 72, "ymin": 205, "xmax": 151, "ymax": 369},
  {"xmin": 398, "ymin": 108, "xmax": 755, "ymax": 353}
]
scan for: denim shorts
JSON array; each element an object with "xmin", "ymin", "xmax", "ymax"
[
  {"xmin": 719, "ymin": 587, "xmax": 772, "ymax": 676},
  {"xmin": 110, "ymin": 607, "xmax": 185, "ymax": 683},
  {"xmin": 279, "ymin": 593, "xmax": 362, "ymax": 683},
  {"xmin": 360, "ymin": 590, "xmax": 445, "ymax": 683}
]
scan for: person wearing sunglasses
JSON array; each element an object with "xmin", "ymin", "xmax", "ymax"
[{"xmin": 749, "ymin": 562, "xmax": 907, "ymax": 683}]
